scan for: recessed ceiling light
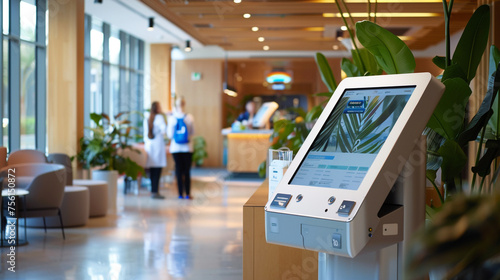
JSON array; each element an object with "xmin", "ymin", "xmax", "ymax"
[
  {"xmin": 340, "ymin": 26, "xmax": 347, "ymax": 31},
  {"xmin": 251, "ymin": 26, "xmax": 259, "ymax": 32},
  {"xmin": 333, "ymin": 45, "xmax": 339, "ymax": 50},
  {"xmin": 234, "ymin": 0, "xmax": 241, "ymax": 3},
  {"xmin": 263, "ymin": 45, "xmax": 269, "ymax": 51},
  {"xmin": 258, "ymin": 37, "xmax": 265, "ymax": 42},
  {"xmin": 243, "ymin": 13, "xmax": 251, "ymax": 19}
]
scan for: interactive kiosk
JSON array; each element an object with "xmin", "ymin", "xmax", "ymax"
[{"xmin": 265, "ymin": 73, "xmax": 445, "ymax": 279}]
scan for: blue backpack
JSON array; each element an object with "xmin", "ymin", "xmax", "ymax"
[{"xmin": 173, "ymin": 116, "xmax": 189, "ymax": 144}]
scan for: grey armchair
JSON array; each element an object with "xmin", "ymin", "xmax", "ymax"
[
  {"xmin": 47, "ymin": 153, "xmax": 73, "ymax": 185},
  {"xmin": 0, "ymin": 163, "xmax": 67, "ymax": 239}
]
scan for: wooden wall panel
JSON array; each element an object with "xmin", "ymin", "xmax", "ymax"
[
  {"xmin": 47, "ymin": 0, "xmax": 85, "ymax": 160},
  {"xmin": 175, "ymin": 60, "xmax": 223, "ymax": 167},
  {"xmin": 150, "ymin": 44, "xmax": 172, "ymax": 111}
]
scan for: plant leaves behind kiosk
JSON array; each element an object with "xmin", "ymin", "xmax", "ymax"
[
  {"xmin": 76, "ymin": 112, "xmax": 145, "ymax": 180},
  {"xmin": 315, "ymin": 52, "xmax": 337, "ymax": 93},
  {"xmin": 426, "ymin": 78, "xmax": 472, "ymax": 140},
  {"xmin": 355, "ymin": 20, "xmax": 415, "ymax": 74},
  {"xmin": 450, "ymin": 5, "xmax": 490, "ymax": 84}
]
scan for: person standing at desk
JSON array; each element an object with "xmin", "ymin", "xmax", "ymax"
[
  {"xmin": 144, "ymin": 101, "xmax": 167, "ymax": 199},
  {"xmin": 167, "ymin": 96, "xmax": 195, "ymax": 199},
  {"xmin": 236, "ymin": 100, "xmax": 256, "ymax": 128}
]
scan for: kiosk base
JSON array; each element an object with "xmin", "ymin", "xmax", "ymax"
[
  {"xmin": 319, "ymin": 244, "xmax": 399, "ymax": 280},
  {"xmin": 318, "ymin": 135, "xmax": 426, "ymax": 280}
]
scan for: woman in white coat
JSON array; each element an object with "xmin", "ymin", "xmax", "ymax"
[{"xmin": 144, "ymin": 101, "xmax": 167, "ymax": 199}]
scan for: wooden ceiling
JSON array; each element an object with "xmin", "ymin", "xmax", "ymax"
[{"xmin": 141, "ymin": 0, "xmax": 478, "ymax": 52}]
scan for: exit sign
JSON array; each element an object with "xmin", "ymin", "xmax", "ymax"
[{"xmin": 191, "ymin": 72, "xmax": 202, "ymax": 81}]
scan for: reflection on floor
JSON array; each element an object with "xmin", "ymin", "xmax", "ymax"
[{"xmin": 0, "ymin": 168, "xmax": 262, "ymax": 280}]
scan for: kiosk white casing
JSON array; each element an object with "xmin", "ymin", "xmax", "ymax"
[{"xmin": 265, "ymin": 73, "xmax": 444, "ymax": 260}]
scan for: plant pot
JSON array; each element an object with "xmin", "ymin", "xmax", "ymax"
[{"xmin": 92, "ymin": 170, "xmax": 118, "ymax": 214}]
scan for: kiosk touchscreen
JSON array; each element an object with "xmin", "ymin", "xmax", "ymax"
[{"xmin": 265, "ymin": 73, "xmax": 444, "ymax": 261}]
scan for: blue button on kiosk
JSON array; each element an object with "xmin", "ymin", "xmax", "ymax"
[{"xmin": 264, "ymin": 73, "xmax": 445, "ymax": 280}]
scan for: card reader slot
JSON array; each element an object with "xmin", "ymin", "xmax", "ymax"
[{"xmin": 377, "ymin": 204, "xmax": 402, "ymax": 218}]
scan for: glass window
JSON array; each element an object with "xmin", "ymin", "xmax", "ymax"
[
  {"xmin": 20, "ymin": 0, "xmax": 36, "ymax": 42},
  {"xmin": 2, "ymin": 0, "xmax": 9, "ymax": 35},
  {"xmin": 109, "ymin": 29, "xmax": 120, "ymax": 65},
  {"xmin": 110, "ymin": 65, "xmax": 119, "ymax": 117},
  {"xmin": 85, "ymin": 15, "xmax": 144, "ymax": 143},
  {"xmin": 20, "ymin": 42, "xmax": 36, "ymax": 149},
  {"xmin": 1, "ymin": 0, "xmax": 47, "ymax": 152},
  {"xmin": 90, "ymin": 60, "xmax": 103, "ymax": 114},
  {"xmin": 90, "ymin": 29, "xmax": 104, "ymax": 60},
  {"xmin": 3, "ymin": 39, "xmax": 8, "ymax": 149}
]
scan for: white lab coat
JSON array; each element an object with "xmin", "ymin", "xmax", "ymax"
[
  {"xmin": 167, "ymin": 111, "xmax": 195, "ymax": 153},
  {"xmin": 143, "ymin": 113, "xmax": 168, "ymax": 167}
]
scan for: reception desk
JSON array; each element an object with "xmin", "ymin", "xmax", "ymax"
[
  {"xmin": 243, "ymin": 182, "xmax": 318, "ymax": 279},
  {"xmin": 223, "ymin": 129, "xmax": 272, "ymax": 173}
]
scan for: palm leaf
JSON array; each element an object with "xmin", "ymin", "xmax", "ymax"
[{"xmin": 310, "ymin": 98, "xmax": 349, "ymax": 151}]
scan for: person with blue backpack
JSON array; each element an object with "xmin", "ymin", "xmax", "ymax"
[{"xmin": 167, "ymin": 96, "xmax": 195, "ymax": 199}]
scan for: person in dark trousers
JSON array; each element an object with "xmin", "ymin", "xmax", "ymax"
[
  {"xmin": 144, "ymin": 101, "xmax": 167, "ymax": 199},
  {"xmin": 167, "ymin": 96, "xmax": 195, "ymax": 199}
]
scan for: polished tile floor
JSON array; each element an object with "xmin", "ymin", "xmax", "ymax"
[{"xmin": 0, "ymin": 169, "xmax": 262, "ymax": 280}]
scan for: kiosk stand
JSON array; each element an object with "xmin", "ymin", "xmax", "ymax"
[
  {"xmin": 264, "ymin": 73, "xmax": 444, "ymax": 280},
  {"xmin": 318, "ymin": 135, "xmax": 426, "ymax": 280}
]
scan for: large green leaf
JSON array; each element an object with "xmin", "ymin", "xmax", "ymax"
[
  {"xmin": 486, "ymin": 46, "xmax": 500, "ymax": 139},
  {"xmin": 351, "ymin": 48, "xmax": 382, "ymax": 76},
  {"xmin": 341, "ymin": 58, "xmax": 362, "ymax": 77},
  {"xmin": 459, "ymin": 64, "xmax": 500, "ymax": 145},
  {"xmin": 451, "ymin": 5, "xmax": 490, "ymax": 84},
  {"xmin": 315, "ymin": 52, "xmax": 337, "ymax": 93},
  {"xmin": 355, "ymin": 20, "xmax": 416, "ymax": 74},
  {"xmin": 432, "ymin": 56, "xmax": 446, "ymax": 70},
  {"xmin": 471, "ymin": 140, "xmax": 500, "ymax": 177},
  {"xmin": 427, "ymin": 78, "xmax": 471, "ymax": 140},
  {"xmin": 441, "ymin": 63, "xmax": 467, "ymax": 83},
  {"xmin": 425, "ymin": 127, "xmax": 445, "ymax": 171},
  {"xmin": 310, "ymin": 98, "xmax": 349, "ymax": 152},
  {"xmin": 90, "ymin": 113, "xmax": 103, "ymax": 127},
  {"xmin": 438, "ymin": 139, "xmax": 467, "ymax": 182}
]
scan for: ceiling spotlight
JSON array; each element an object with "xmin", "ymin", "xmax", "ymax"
[
  {"xmin": 263, "ymin": 45, "xmax": 269, "ymax": 51},
  {"xmin": 251, "ymin": 26, "xmax": 259, "ymax": 32},
  {"xmin": 258, "ymin": 37, "xmax": 265, "ymax": 42},
  {"xmin": 340, "ymin": 26, "xmax": 348, "ymax": 31},
  {"xmin": 148, "ymin": 17, "xmax": 154, "ymax": 31},
  {"xmin": 234, "ymin": 0, "xmax": 241, "ymax": 3},
  {"xmin": 94, "ymin": 0, "xmax": 103, "ymax": 3},
  {"xmin": 333, "ymin": 45, "xmax": 339, "ymax": 50},
  {"xmin": 185, "ymin": 40, "xmax": 192, "ymax": 52},
  {"xmin": 243, "ymin": 13, "xmax": 251, "ymax": 19}
]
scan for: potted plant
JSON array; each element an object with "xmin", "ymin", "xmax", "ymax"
[
  {"xmin": 76, "ymin": 112, "xmax": 144, "ymax": 211},
  {"xmin": 192, "ymin": 136, "xmax": 208, "ymax": 166}
]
